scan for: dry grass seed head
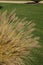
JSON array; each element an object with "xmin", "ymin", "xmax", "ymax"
[{"xmin": 0, "ymin": 10, "xmax": 40, "ymax": 65}]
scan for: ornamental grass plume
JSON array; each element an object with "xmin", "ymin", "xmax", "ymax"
[{"xmin": 0, "ymin": 9, "xmax": 40, "ymax": 65}]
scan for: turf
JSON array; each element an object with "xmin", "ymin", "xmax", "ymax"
[{"xmin": 0, "ymin": 3, "xmax": 43, "ymax": 65}]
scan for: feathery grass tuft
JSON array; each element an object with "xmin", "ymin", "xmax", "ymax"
[{"xmin": 0, "ymin": 10, "xmax": 40, "ymax": 65}]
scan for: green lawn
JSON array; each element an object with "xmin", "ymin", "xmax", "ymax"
[{"xmin": 0, "ymin": 3, "xmax": 43, "ymax": 65}]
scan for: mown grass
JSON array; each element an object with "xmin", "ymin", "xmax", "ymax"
[{"xmin": 0, "ymin": 3, "xmax": 43, "ymax": 65}]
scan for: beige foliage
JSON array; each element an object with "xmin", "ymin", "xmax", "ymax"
[{"xmin": 0, "ymin": 10, "xmax": 40, "ymax": 65}]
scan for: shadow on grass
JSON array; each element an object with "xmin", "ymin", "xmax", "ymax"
[{"xmin": 0, "ymin": 6, "xmax": 3, "ymax": 9}]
